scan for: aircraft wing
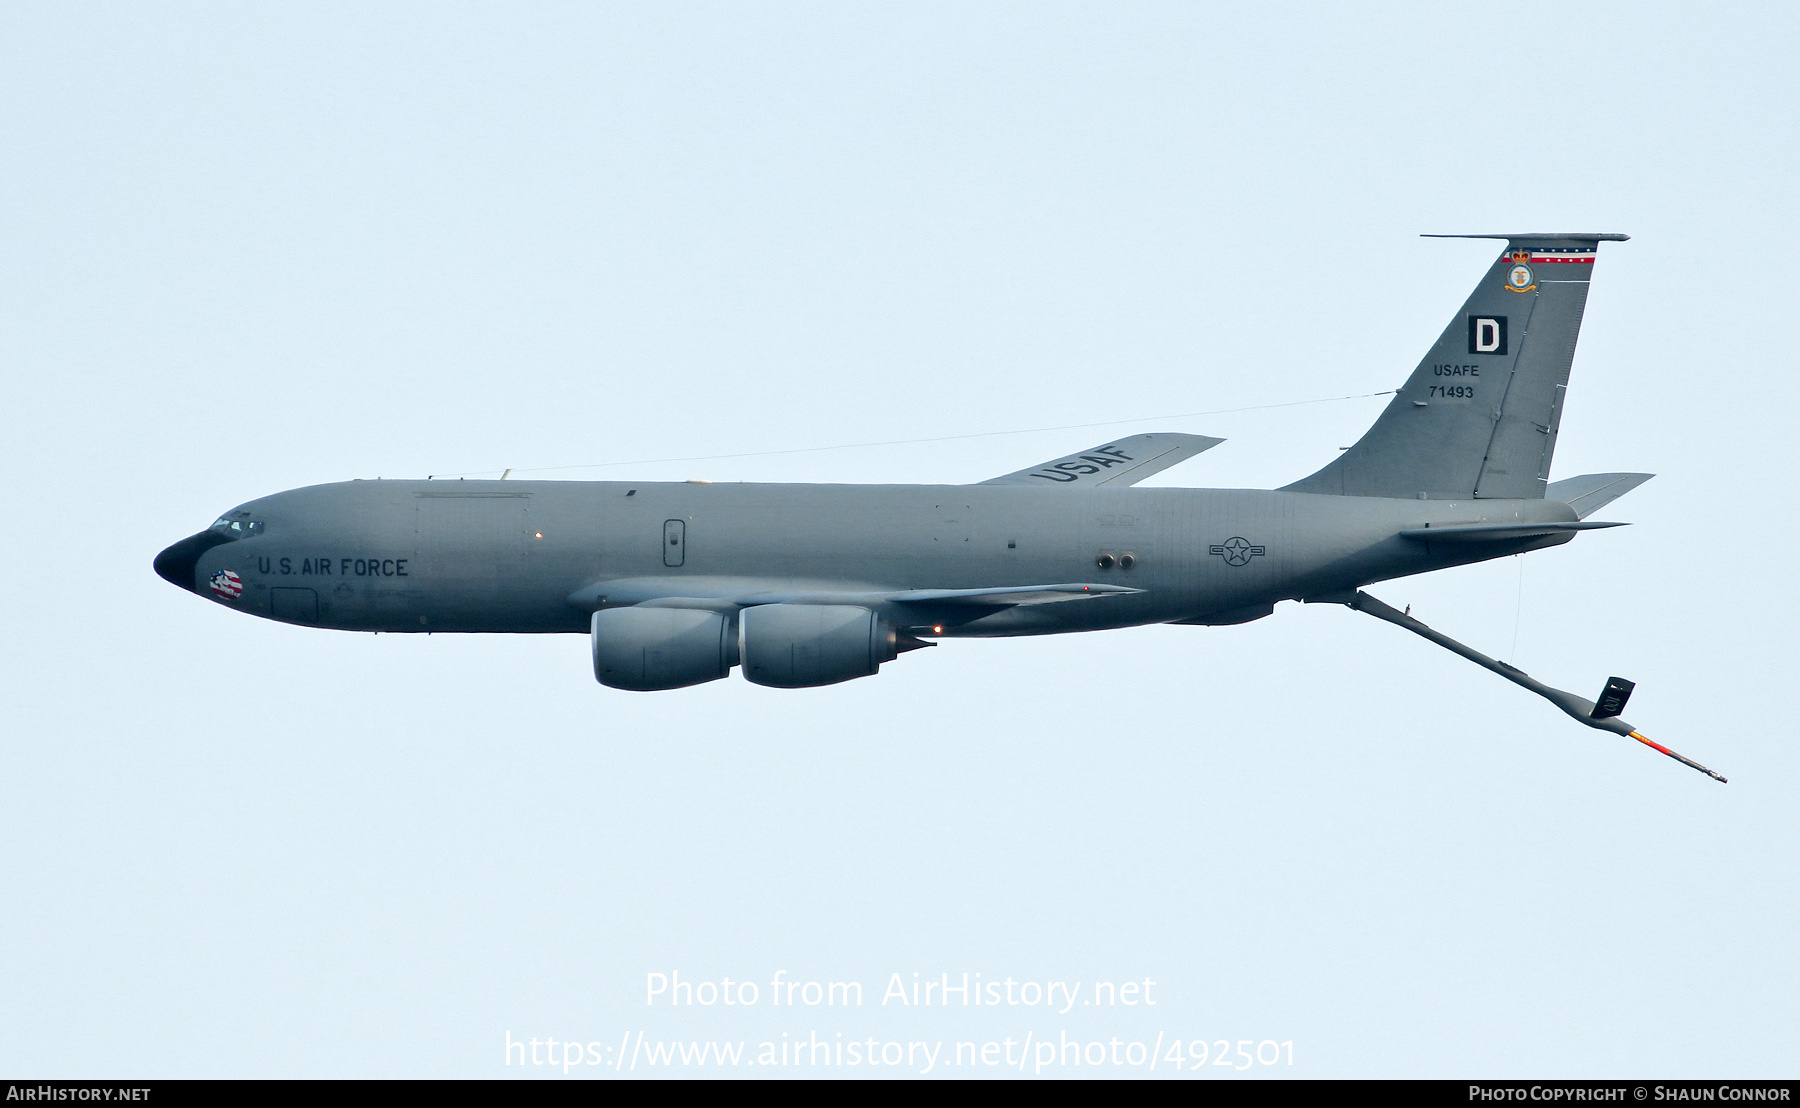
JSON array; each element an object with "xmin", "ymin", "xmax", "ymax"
[
  {"xmin": 883, "ymin": 583, "xmax": 1140, "ymax": 606},
  {"xmin": 977, "ymin": 432, "xmax": 1223, "ymax": 488},
  {"xmin": 568, "ymin": 578, "xmax": 1140, "ymax": 613}
]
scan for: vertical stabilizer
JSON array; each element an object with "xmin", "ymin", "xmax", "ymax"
[{"xmin": 1285, "ymin": 233, "xmax": 1626, "ymax": 500}]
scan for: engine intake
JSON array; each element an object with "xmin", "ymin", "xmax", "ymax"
[{"xmin": 591, "ymin": 607, "xmax": 734, "ymax": 691}]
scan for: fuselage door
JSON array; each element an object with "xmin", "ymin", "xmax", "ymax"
[{"xmin": 663, "ymin": 519, "xmax": 686, "ymax": 567}]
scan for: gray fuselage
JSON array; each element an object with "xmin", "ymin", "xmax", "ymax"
[{"xmin": 165, "ymin": 478, "xmax": 1576, "ymax": 637}]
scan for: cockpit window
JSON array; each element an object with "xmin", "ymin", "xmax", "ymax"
[{"xmin": 209, "ymin": 517, "xmax": 265, "ymax": 539}]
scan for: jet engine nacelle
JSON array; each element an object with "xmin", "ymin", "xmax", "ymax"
[
  {"xmin": 739, "ymin": 604, "xmax": 909, "ymax": 689},
  {"xmin": 591, "ymin": 607, "xmax": 735, "ymax": 691}
]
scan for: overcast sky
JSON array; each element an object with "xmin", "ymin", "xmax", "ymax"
[{"xmin": 3, "ymin": 1, "xmax": 1796, "ymax": 1078}]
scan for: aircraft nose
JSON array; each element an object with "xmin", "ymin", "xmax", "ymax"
[{"xmin": 153, "ymin": 531, "xmax": 231, "ymax": 593}]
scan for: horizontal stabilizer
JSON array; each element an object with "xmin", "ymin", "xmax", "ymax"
[
  {"xmin": 1397, "ymin": 520, "xmax": 1626, "ymax": 543},
  {"xmin": 979, "ymin": 433, "xmax": 1222, "ymax": 488},
  {"xmin": 1546, "ymin": 472, "xmax": 1654, "ymax": 519},
  {"xmin": 886, "ymin": 583, "xmax": 1140, "ymax": 606}
]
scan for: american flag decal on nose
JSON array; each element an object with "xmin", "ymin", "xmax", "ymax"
[{"xmin": 209, "ymin": 569, "xmax": 243, "ymax": 599}]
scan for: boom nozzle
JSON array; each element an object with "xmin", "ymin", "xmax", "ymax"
[{"xmin": 1629, "ymin": 732, "xmax": 1728, "ymax": 784}]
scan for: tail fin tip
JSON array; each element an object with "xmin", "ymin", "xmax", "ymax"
[{"xmin": 1422, "ymin": 232, "xmax": 1630, "ymax": 243}]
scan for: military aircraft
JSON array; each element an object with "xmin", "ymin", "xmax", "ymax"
[{"xmin": 154, "ymin": 233, "xmax": 1724, "ymax": 782}]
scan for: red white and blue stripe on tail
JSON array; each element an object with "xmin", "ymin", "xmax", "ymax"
[{"xmin": 1523, "ymin": 247, "xmax": 1596, "ymax": 264}]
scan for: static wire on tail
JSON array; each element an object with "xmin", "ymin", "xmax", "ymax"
[{"xmin": 1334, "ymin": 591, "xmax": 1726, "ymax": 784}]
